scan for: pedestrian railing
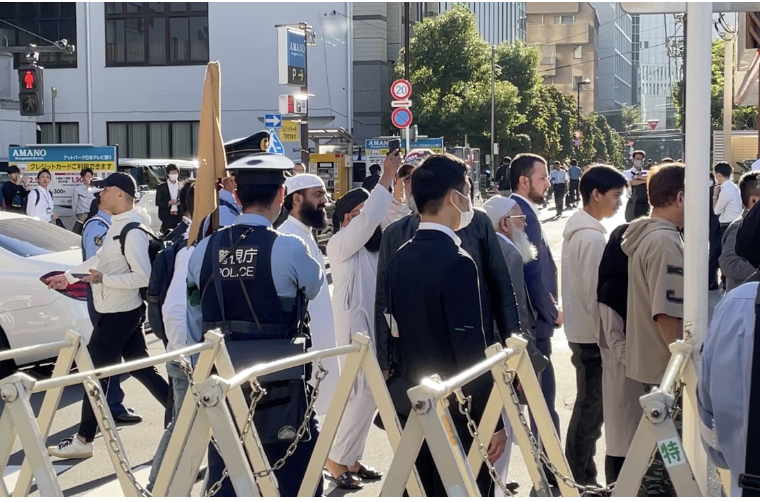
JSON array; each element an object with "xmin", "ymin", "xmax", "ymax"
[
  {"xmin": 380, "ymin": 336, "xmax": 581, "ymax": 497},
  {"xmin": 156, "ymin": 331, "xmax": 423, "ymax": 497},
  {"xmin": 613, "ymin": 340, "xmax": 731, "ymax": 497}
]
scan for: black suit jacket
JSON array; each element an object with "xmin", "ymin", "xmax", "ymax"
[
  {"xmin": 155, "ymin": 182, "xmax": 182, "ymax": 226},
  {"xmin": 387, "ymin": 230, "xmax": 492, "ymax": 412}
]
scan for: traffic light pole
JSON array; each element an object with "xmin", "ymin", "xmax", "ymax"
[{"xmin": 300, "ymin": 23, "xmax": 310, "ymax": 168}]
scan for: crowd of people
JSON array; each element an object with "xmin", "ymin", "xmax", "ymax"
[{"xmin": 3, "ymin": 139, "xmax": 759, "ymax": 496}]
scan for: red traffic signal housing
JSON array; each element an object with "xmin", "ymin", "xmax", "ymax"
[{"xmin": 17, "ymin": 64, "xmax": 44, "ymax": 116}]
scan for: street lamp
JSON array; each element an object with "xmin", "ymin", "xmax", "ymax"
[{"xmin": 576, "ymin": 78, "xmax": 591, "ymax": 131}]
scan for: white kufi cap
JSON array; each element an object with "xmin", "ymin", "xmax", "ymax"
[
  {"xmin": 481, "ymin": 195, "xmax": 518, "ymax": 224},
  {"xmin": 284, "ymin": 174, "xmax": 325, "ymax": 195}
]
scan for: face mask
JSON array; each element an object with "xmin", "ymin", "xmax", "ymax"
[
  {"xmin": 169, "ymin": 174, "xmax": 179, "ymax": 182},
  {"xmin": 632, "ymin": 160, "xmax": 643, "ymax": 169},
  {"xmin": 451, "ymin": 190, "xmax": 474, "ymax": 230}
]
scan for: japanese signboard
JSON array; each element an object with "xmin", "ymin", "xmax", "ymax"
[
  {"xmin": 278, "ymin": 27, "xmax": 307, "ymax": 86},
  {"xmin": 9, "ymin": 145, "xmax": 117, "ymax": 208},
  {"xmin": 656, "ymin": 437, "xmax": 687, "ymax": 468},
  {"xmin": 364, "ymin": 137, "xmax": 444, "ymax": 167},
  {"xmin": 280, "ymin": 120, "xmax": 300, "ymax": 142}
]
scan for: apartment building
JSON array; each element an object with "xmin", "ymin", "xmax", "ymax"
[
  {"xmin": 591, "ymin": 2, "xmax": 633, "ymax": 121},
  {"xmin": 526, "ymin": 2, "xmax": 599, "ymax": 115}
]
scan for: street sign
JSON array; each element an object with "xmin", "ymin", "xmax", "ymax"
[
  {"xmin": 390, "ymin": 79, "xmax": 412, "ymax": 100},
  {"xmin": 391, "ymin": 99, "xmax": 412, "ymax": 108},
  {"xmin": 280, "ymin": 120, "xmax": 299, "ymax": 142},
  {"xmin": 648, "ymin": 119, "xmax": 660, "ymax": 130},
  {"xmin": 267, "ymin": 129, "xmax": 286, "ymax": 155},
  {"xmin": 391, "ymin": 108, "xmax": 413, "ymax": 129},
  {"xmin": 277, "ymin": 27, "xmax": 307, "ymax": 86},
  {"xmin": 364, "ymin": 137, "xmax": 444, "ymax": 165},
  {"xmin": 265, "ymin": 114, "xmax": 282, "ymax": 128},
  {"xmin": 621, "ymin": 2, "xmax": 757, "ymax": 14}
]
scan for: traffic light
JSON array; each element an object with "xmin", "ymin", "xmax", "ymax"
[{"xmin": 18, "ymin": 64, "xmax": 44, "ymax": 116}]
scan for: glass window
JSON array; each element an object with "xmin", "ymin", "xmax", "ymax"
[
  {"xmin": 554, "ymin": 15, "xmax": 574, "ymax": 25},
  {"xmin": 573, "ymin": 45, "xmax": 582, "ymax": 59},
  {"xmin": 107, "ymin": 121, "xmax": 200, "ymax": 160},
  {"xmin": 37, "ymin": 122, "xmax": 79, "ymax": 144},
  {"xmin": 0, "ymin": 217, "xmax": 81, "ymax": 257},
  {"xmin": 5, "ymin": 3, "xmax": 78, "ymax": 68},
  {"xmin": 105, "ymin": 2, "xmax": 209, "ymax": 66}
]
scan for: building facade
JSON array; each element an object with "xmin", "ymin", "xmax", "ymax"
[
  {"xmin": 0, "ymin": 2, "xmax": 351, "ymax": 160},
  {"xmin": 591, "ymin": 2, "xmax": 633, "ymax": 125},
  {"xmin": 635, "ymin": 14, "xmax": 678, "ymax": 130},
  {"xmin": 525, "ymin": 2, "xmax": 599, "ymax": 115},
  {"xmin": 438, "ymin": 2, "xmax": 526, "ymax": 45}
]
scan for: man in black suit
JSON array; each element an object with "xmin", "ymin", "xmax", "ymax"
[
  {"xmin": 386, "ymin": 154, "xmax": 507, "ymax": 496},
  {"xmin": 155, "ymin": 164, "xmax": 183, "ymax": 234},
  {"xmin": 361, "ymin": 164, "xmax": 381, "ymax": 191}
]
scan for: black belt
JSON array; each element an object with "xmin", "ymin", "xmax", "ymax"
[{"xmin": 720, "ymin": 222, "xmax": 731, "ymax": 227}]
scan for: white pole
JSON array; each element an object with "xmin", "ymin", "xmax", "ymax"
[
  {"xmin": 682, "ymin": 2, "xmax": 712, "ymax": 495},
  {"xmin": 722, "ymin": 28, "xmax": 734, "ymax": 165},
  {"xmin": 405, "ymin": 125, "xmax": 410, "ymax": 155}
]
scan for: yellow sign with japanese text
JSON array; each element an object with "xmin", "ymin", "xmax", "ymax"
[
  {"xmin": 280, "ymin": 120, "xmax": 300, "ymax": 142},
  {"xmin": 25, "ymin": 161, "xmax": 116, "ymax": 172}
]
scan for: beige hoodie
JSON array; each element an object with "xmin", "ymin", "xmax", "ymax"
[
  {"xmin": 621, "ymin": 217, "xmax": 684, "ymax": 385},
  {"xmin": 561, "ymin": 208, "xmax": 607, "ymax": 344}
]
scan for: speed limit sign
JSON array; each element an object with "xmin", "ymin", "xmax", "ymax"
[{"xmin": 390, "ymin": 79, "xmax": 412, "ymax": 100}]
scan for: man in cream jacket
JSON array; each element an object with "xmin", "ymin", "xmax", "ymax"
[{"xmin": 561, "ymin": 164, "xmax": 627, "ymax": 487}]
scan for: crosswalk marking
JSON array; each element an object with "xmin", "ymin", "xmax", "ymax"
[{"xmin": 3, "ymin": 464, "xmax": 73, "ymax": 494}]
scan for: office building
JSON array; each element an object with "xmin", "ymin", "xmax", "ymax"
[
  {"xmin": 438, "ymin": 2, "xmax": 527, "ymax": 45},
  {"xmin": 635, "ymin": 14, "xmax": 678, "ymax": 130},
  {"xmin": 591, "ymin": 2, "xmax": 633, "ymax": 127}
]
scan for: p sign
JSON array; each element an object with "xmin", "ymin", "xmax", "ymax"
[
  {"xmin": 390, "ymin": 79, "xmax": 412, "ymax": 100},
  {"xmin": 391, "ymin": 108, "xmax": 413, "ymax": 129}
]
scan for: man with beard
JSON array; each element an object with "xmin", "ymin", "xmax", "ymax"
[
  {"xmin": 323, "ymin": 150, "xmax": 402, "ymax": 489},
  {"xmin": 482, "ymin": 195, "xmax": 538, "ymax": 495},
  {"xmin": 279, "ymin": 174, "xmax": 338, "ymax": 414},
  {"xmin": 509, "ymin": 153, "xmax": 562, "ymax": 432}
]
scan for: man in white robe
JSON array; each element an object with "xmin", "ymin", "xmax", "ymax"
[
  {"xmin": 279, "ymin": 174, "xmax": 338, "ymax": 415},
  {"xmin": 323, "ymin": 151, "xmax": 402, "ymax": 489}
]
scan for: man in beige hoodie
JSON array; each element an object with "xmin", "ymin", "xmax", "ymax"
[
  {"xmin": 621, "ymin": 162, "xmax": 685, "ymax": 496},
  {"xmin": 561, "ymin": 165, "xmax": 627, "ymax": 487}
]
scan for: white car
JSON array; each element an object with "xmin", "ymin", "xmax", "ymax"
[{"xmin": 0, "ymin": 211, "xmax": 92, "ymax": 376}]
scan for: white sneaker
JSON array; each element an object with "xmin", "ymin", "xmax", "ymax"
[{"xmin": 48, "ymin": 435, "xmax": 93, "ymax": 459}]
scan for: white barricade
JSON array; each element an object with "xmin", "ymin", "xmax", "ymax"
[
  {"xmin": 613, "ymin": 340, "xmax": 731, "ymax": 497},
  {"xmin": 380, "ymin": 336, "xmax": 581, "ymax": 498}
]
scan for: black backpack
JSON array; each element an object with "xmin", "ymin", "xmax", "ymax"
[
  {"xmin": 116, "ymin": 222, "xmax": 166, "ymax": 303},
  {"xmin": 144, "ymin": 237, "xmax": 188, "ymax": 342}
]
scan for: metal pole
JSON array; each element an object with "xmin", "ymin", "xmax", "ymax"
[
  {"xmin": 723, "ymin": 28, "xmax": 734, "ymax": 164},
  {"xmin": 51, "ymin": 88, "xmax": 57, "ymax": 143},
  {"xmin": 404, "ymin": 2, "xmax": 410, "ymax": 80},
  {"xmin": 491, "ymin": 46, "xmax": 495, "ymax": 164},
  {"xmin": 300, "ymin": 23, "xmax": 310, "ymax": 167},
  {"xmin": 682, "ymin": 2, "xmax": 712, "ymax": 495}
]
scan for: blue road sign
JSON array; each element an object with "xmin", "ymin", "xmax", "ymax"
[
  {"xmin": 267, "ymin": 129, "xmax": 285, "ymax": 155},
  {"xmin": 391, "ymin": 108, "xmax": 413, "ymax": 129},
  {"xmin": 265, "ymin": 114, "xmax": 282, "ymax": 128}
]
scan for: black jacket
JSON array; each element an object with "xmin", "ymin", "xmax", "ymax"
[
  {"xmin": 495, "ymin": 164, "xmax": 510, "ymax": 191},
  {"xmin": 375, "ymin": 209, "xmax": 544, "ymax": 374},
  {"xmin": 362, "ymin": 173, "xmax": 380, "ymax": 191},
  {"xmin": 155, "ymin": 181, "xmax": 182, "ymax": 225}
]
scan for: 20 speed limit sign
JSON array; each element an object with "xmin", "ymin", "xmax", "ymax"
[{"xmin": 390, "ymin": 79, "xmax": 412, "ymax": 100}]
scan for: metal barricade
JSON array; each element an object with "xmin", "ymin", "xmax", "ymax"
[
  {"xmin": 0, "ymin": 330, "xmax": 228, "ymax": 497},
  {"xmin": 380, "ymin": 336, "xmax": 580, "ymax": 498},
  {"xmin": 613, "ymin": 340, "xmax": 731, "ymax": 497},
  {"xmin": 155, "ymin": 332, "xmax": 421, "ymax": 497}
]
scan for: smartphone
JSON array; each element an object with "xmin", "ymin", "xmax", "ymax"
[
  {"xmin": 71, "ymin": 273, "xmax": 89, "ymax": 279},
  {"xmin": 388, "ymin": 139, "xmax": 400, "ymax": 155}
]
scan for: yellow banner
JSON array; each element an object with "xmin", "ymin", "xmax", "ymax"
[
  {"xmin": 24, "ymin": 161, "xmax": 117, "ymax": 172},
  {"xmin": 280, "ymin": 120, "xmax": 300, "ymax": 142}
]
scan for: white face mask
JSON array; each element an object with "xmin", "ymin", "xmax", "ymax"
[
  {"xmin": 451, "ymin": 190, "xmax": 474, "ymax": 230},
  {"xmin": 632, "ymin": 159, "xmax": 643, "ymax": 169},
  {"xmin": 169, "ymin": 173, "xmax": 179, "ymax": 182}
]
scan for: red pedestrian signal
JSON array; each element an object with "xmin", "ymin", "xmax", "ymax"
[
  {"xmin": 17, "ymin": 65, "xmax": 44, "ymax": 116},
  {"xmin": 23, "ymin": 70, "xmax": 35, "ymax": 90}
]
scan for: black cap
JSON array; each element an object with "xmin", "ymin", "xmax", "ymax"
[
  {"xmin": 227, "ymin": 153, "xmax": 294, "ymax": 186},
  {"xmin": 92, "ymin": 172, "xmax": 137, "ymax": 198},
  {"xmin": 224, "ymin": 131, "xmax": 271, "ymax": 164}
]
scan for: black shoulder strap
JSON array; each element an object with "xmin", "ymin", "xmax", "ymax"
[
  {"xmin": 34, "ymin": 189, "xmax": 40, "ymax": 206},
  {"xmin": 220, "ymin": 198, "xmax": 241, "ymax": 216},
  {"xmin": 740, "ymin": 280, "xmax": 760, "ymax": 495},
  {"xmin": 115, "ymin": 222, "xmax": 157, "ymax": 272}
]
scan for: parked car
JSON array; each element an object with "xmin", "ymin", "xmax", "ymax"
[
  {"xmin": 117, "ymin": 158, "xmax": 198, "ymax": 235},
  {"xmin": 0, "ymin": 212, "xmax": 92, "ymax": 377}
]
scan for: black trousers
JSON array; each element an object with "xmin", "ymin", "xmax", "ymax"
[
  {"xmin": 605, "ymin": 455, "xmax": 625, "ymax": 484},
  {"xmin": 565, "ymin": 342, "xmax": 604, "ymax": 486},
  {"xmin": 569, "ymin": 179, "xmax": 580, "ymax": 205},
  {"xmin": 78, "ymin": 304, "xmax": 169, "ymax": 442},
  {"xmin": 160, "ymin": 213, "xmax": 182, "ymax": 235},
  {"xmin": 709, "ymin": 224, "xmax": 728, "ymax": 287},
  {"xmin": 553, "ymin": 184, "xmax": 566, "ymax": 215}
]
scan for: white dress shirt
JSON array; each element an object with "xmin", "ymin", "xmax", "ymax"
[
  {"xmin": 550, "ymin": 169, "xmax": 568, "ymax": 184},
  {"xmin": 26, "ymin": 186, "xmax": 54, "ymax": 222},
  {"xmin": 164, "ymin": 230, "xmax": 195, "ymax": 352},
  {"xmin": 418, "ymin": 221, "xmax": 462, "ymax": 246},
  {"xmin": 168, "ymin": 180, "xmax": 179, "ymax": 214},
  {"xmin": 511, "ymin": 193, "xmax": 540, "ymax": 218},
  {"xmin": 713, "ymin": 180, "xmax": 743, "ymax": 224}
]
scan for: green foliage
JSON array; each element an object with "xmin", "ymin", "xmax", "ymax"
[{"xmin": 398, "ymin": 5, "xmax": 626, "ymax": 165}]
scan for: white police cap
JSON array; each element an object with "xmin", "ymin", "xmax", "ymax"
[{"xmin": 226, "ymin": 153, "xmax": 295, "ymax": 186}]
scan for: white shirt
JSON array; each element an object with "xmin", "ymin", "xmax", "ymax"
[
  {"xmin": 65, "ymin": 208, "xmax": 153, "ymax": 313},
  {"xmin": 550, "ymin": 169, "xmax": 568, "ymax": 184},
  {"xmin": 72, "ymin": 184, "xmax": 95, "ymax": 215},
  {"xmin": 26, "ymin": 186, "xmax": 54, "ymax": 223},
  {"xmin": 418, "ymin": 222, "xmax": 462, "ymax": 246},
  {"xmin": 164, "ymin": 230, "xmax": 195, "ymax": 352},
  {"xmin": 511, "ymin": 193, "xmax": 540, "ymax": 218},
  {"xmin": 714, "ymin": 180, "xmax": 743, "ymax": 224},
  {"xmin": 168, "ymin": 180, "xmax": 179, "ymax": 214},
  {"xmin": 751, "ymin": 158, "xmax": 760, "ymax": 171}
]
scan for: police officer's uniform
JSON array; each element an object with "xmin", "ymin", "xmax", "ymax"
[{"xmin": 186, "ymin": 153, "xmax": 325, "ymax": 496}]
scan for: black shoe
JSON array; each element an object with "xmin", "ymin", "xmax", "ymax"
[
  {"xmin": 113, "ymin": 410, "xmax": 143, "ymax": 425},
  {"xmin": 709, "ymin": 283, "xmax": 719, "ymax": 291}
]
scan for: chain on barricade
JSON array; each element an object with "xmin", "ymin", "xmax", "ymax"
[
  {"xmin": 203, "ymin": 361, "xmax": 328, "ymax": 497},
  {"xmin": 453, "ymin": 389, "xmax": 515, "ymax": 496},
  {"xmin": 84, "ymin": 377, "xmax": 153, "ymax": 497}
]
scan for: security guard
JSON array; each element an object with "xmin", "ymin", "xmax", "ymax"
[{"xmin": 186, "ymin": 153, "xmax": 325, "ymax": 496}]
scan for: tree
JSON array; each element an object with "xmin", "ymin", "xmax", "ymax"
[{"xmin": 672, "ymin": 39, "xmax": 755, "ymax": 131}]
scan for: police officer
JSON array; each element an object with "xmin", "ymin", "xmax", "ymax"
[{"xmin": 186, "ymin": 153, "xmax": 325, "ymax": 496}]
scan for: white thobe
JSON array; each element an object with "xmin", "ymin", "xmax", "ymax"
[
  {"xmin": 326, "ymin": 185, "xmax": 395, "ymax": 465},
  {"xmin": 278, "ymin": 215, "xmax": 338, "ymax": 415}
]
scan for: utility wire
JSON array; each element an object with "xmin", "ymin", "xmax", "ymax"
[{"xmin": 0, "ymin": 17, "xmax": 66, "ymax": 48}]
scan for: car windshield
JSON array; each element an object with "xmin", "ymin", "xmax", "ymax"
[{"xmin": 0, "ymin": 218, "xmax": 81, "ymax": 257}]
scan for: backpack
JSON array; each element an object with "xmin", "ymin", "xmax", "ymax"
[
  {"xmin": 145, "ymin": 237, "xmax": 188, "ymax": 342},
  {"xmin": 116, "ymin": 222, "xmax": 166, "ymax": 303}
]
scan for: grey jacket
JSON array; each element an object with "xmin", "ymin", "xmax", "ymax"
[
  {"xmin": 719, "ymin": 210, "xmax": 757, "ymax": 292},
  {"xmin": 496, "ymin": 236, "xmax": 537, "ymax": 339}
]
